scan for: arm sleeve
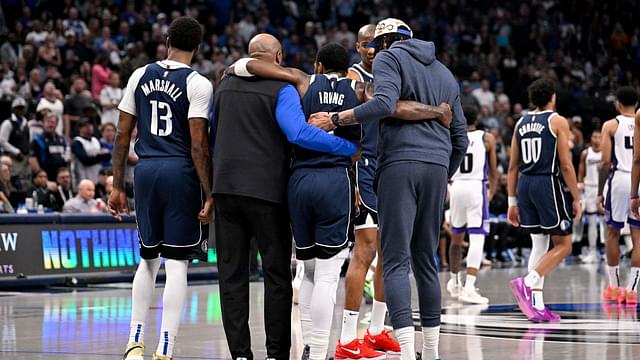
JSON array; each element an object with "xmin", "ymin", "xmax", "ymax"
[
  {"xmin": 117, "ymin": 65, "xmax": 147, "ymax": 116},
  {"xmin": 0, "ymin": 121, "xmax": 20, "ymax": 155},
  {"xmin": 186, "ymin": 72, "xmax": 213, "ymax": 119},
  {"xmin": 352, "ymin": 51, "xmax": 402, "ymax": 122},
  {"xmin": 275, "ymin": 85, "xmax": 356, "ymax": 157},
  {"xmin": 448, "ymin": 89, "xmax": 470, "ymax": 178}
]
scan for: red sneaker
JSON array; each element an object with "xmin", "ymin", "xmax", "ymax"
[
  {"xmin": 603, "ymin": 286, "xmax": 622, "ymax": 302},
  {"xmin": 335, "ymin": 339, "xmax": 385, "ymax": 360},
  {"xmin": 624, "ymin": 290, "xmax": 638, "ymax": 305},
  {"xmin": 363, "ymin": 329, "xmax": 401, "ymax": 354}
]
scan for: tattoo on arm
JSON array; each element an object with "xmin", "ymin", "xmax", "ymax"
[
  {"xmin": 112, "ymin": 112, "xmax": 137, "ymax": 191},
  {"xmin": 393, "ymin": 101, "xmax": 444, "ymax": 121},
  {"xmin": 189, "ymin": 118, "xmax": 213, "ymax": 196}
]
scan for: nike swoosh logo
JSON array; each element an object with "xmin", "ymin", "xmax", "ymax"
[
  {"xmin": 343, "ymin": 348, "xmax": 361, "ymax": 355},
  {"xmin": 524, "ymin": 288, "xmax": 530, "ymax": 301},
  {"xmin": 368, "ymin": 337, "xmax": 376, "ymax": 344}
]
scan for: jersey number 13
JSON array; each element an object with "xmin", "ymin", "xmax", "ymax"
[{"xmin": 150, "ymin": 100, "xmax": 173, "ymax": 136}]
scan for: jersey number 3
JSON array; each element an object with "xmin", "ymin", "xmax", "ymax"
[
  {"xmin": 521, "ymin": 138, "xmax": 541, "ymax": 164},
  {"xmin": 150, "ymin": 100, "xmax": 173, "ymax": 136}
]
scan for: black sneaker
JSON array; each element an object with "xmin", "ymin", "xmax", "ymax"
[
  {"xmin": 416, "ymin": 352, "xmax": 422, "ymax": 360},
  {"xmin": 301, "ymin": 344, "xmax": 310, "ymax": 360}
]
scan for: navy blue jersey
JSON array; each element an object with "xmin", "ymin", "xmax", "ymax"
[
  {"xmin": 133, "ymin": 63, "xmax": 196, "ymax": 159},
  {"xmin": 294, "ymin": 74, "xmax": 361, "ymax": 168},
  {"xmin": 349, "ymin": 64, "xmax": 377, "ymax": 160},
  {"xmin": 514, "ymin": 110, "xmax": 559, "ymax": 176}
]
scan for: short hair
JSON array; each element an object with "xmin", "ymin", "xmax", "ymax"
[
  {"xmin": 316, "ymin": 43, "xmax": 350, "ymax": 73},
  {"xmin": 99, "ymin": 168, "xmax": 113, "ymax": 176},
  {"xmin": 57, "ymin": 167, "xmax": 70, "ymax": 176},
  {"xmin": 32, "ymin": 169, "xmax": 47, "ymax": 180},
  {"xmin": 616, "ymin": 86, "xmax": 638, "ymax": 107},
  {"xmin": 101, "ymin": 123, "xmax": 117, "ymax": 132},
  {"xmin": 463, "ymin": 106, "xmax": 479, "ymax": 126},
  {"xmin": 167, "ymin": 16, "xmax": 202, "ymax": 52},
  {"xmin": 527, "ymin": 78, "xmax": 556, "ymax": 109}
]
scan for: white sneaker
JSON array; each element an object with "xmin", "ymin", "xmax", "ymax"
[
  {"xmin": 446, "ymin": 278, "xmax": 462, "ymax": 298},
  {"xmin": 459, "ymin": 287, "xmax": 489, "ymax": 304},
  {"xmin": 580, "ymin": 250, "xmax": 599, "ymax": 264}
]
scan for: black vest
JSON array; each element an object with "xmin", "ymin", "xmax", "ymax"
[
  {"xmin": 213, "ymin": 77, "xmax": 291, "ymax": 204},
  {"xmin": 6, "ymin": 115, "xmax": 30, "ymax": 154}
]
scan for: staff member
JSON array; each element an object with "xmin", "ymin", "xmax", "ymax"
[
  {"xmin": 310, "ymin": 19, "xmax": 468, "ymax": 360},
  {"xmin": 30, "ymin": 111, "xmax": 69, "ymax": 181},
  {"xmin": 212, "ymin": 33, "xmax": 357, "ymax": 360}
]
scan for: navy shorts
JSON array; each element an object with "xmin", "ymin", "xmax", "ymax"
[
  {"xmin": 134, "ymin": 158, "xmax": 208, "ymax": 261},
  {"xmin": 518, "ymin": 174, "xmax": 573, "ymax": 235},
  {"xmin": 354, "ymin": 157, "xmax": 378, "ymax": 230},
  {"xmin": 288, "ymin": 167, "xmax": 354, "ymax": 260}
]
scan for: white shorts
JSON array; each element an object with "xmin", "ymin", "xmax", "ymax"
[
  {"xmin": 604, "ymin": 170, "xmax": 640, "ymax": 229},
  {"xmin": 449, "ymin": 180, "xmax": 489, "ymax": 235},
  {"xmin": 583, "ymin": 185, "xmax": 600, "ymax": 214}
]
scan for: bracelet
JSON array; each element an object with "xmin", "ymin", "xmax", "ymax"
[
  {"xmin": 631, "ymin": 195, "xmax": 639, "ymax": 200},
  {"xmin": 508, "ymin": 196, "xmax": 518, "ymax": 207}
]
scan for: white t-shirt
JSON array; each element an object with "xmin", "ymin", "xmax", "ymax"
[
  {"xmin": 36, "ymin": 97, "xmax": 64, "ymax": 135},
  {"xmin": 99, "ymin": 85, "xmax": 123, "ymax": 126},
  {"xmin": 471, "ymin": 88, "xmax": 496, "ymax": 113}
]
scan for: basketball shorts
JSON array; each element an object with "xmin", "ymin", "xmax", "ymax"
[
  {"xmin": 583, "ymin": 185, "xmax": 600, "ymax": 215},
  {"xmin": 604, "ymin": 170, "xmax": 640, "ymax": 229},
  {"xmin": 449, "ymin": 180, "xmax": 489, "ymax": 235},
  {"xmin": 354, "ymin": 157, "xmax": 378, "ymax": 231},
  {"xmin": 518, "ymin": 174, "xmax": 573, "ymax": 235},
  {"xmin": 134, "ymin": 158, "xmax": 208, "ymax": 261},
  {"xmin": 288, "ymin": 167, "xmax": 354, "ymax": 260}
]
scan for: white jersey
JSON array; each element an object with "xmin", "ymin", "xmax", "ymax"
[
  {"xmin": 452, "ymin": 130, "xmax": 487, "ymax": 181},
  {"xmin": 584, "ymin": 147, "xmax": 601, "ymax": 187},
  {"xmin": 612, "ymin": 115, "xmax": 635, "ymax": 173}
]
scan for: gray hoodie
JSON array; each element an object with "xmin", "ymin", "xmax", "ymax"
[{"xmin": 353, "ymin": 38, "xmax": 468, "ymax": 177}]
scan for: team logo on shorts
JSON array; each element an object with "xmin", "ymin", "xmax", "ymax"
[
  {"xmin": 560, "ymin": 220, "xmax": 571, "ymax": 231},
  {"xmin": 201, "ymin": 240, "xmax": 208, "ymax": 253}
]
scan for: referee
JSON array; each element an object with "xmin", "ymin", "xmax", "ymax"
[{"xmin": 212, "ymin": 33, "xmax": 357, "ymax": 360}]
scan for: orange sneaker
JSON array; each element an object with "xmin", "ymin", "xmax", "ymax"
[
  {"xmin": 603, "ymin": 286, "xmax": 622, "ymax": 302},
  {"xmin": 624, "ymin": 290, "xmax": 638, "ymax": 305},
  {"xmin": 618, "ymin": 289, "xmax": 627, "ymax": 304},
  {"xmin": 335, "ymin": 339, "xmax": 385, "ymax": 360},
  {"xmin": 363, "ymin": 329, "xmax": 401, "ymax": 354}
]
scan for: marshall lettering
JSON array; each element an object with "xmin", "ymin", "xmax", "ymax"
[{"xmin": 140, "ymin": 79, "xmax": 183, "ymax": 101}]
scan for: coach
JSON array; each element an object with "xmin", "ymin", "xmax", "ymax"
[
  {"xmin": 310, "ymin": 19, "xmax": 468, "ymax": 360},
  {"xmin": 212, "ymin": 33, "xmax": 356, "ymax": 360}
]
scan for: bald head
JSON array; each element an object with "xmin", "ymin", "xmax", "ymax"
[
  {"xmin": 357, "ymin": 25, "xmax": 375, "ymax": 42},
  {"xmin": 78, "ymin": 179, "xmax": 95, "ymax": 201},
  {"xmin": 248, "ymin": 33, "xmax": 283, "ymax": 64}
]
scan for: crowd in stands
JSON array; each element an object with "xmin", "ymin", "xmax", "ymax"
[{"xmin": 0, "ymin": 1, "xmax": 638, "ymax": 259}]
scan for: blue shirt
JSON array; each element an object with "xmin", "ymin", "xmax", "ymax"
[{"xmin": 274, "ymin": 84, "xmax": 356, "ymax": 158}]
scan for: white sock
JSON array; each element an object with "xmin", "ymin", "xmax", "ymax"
[
  {"xmin": 340, "ymin": 310, "xmax": 359, "ymax": 344},
  {"xmin": 421, "ymin": 326, "xmax": 440, "ymax": 360},
  {"xmin": 628, "ymin": 267, "xmax": 640, "ymax": 292},
  {"xmin": 369, "ymin": 300, "xmax": 387, "ymax": 336},
  {"xmin": 531, "ymin": 290, "xmax": 544, "ymax": 311},
  {"xmin": 450, "ymin": 271, "xmax": 461, "ymax": 285},
  {"xmin": 156, "ymin": 259, "xmax": 189, "ymax": 357},
  {"xmin": 129, "ymin": 257, "xmax": 161, "ymax": 344},
  {"xmin": 299, "ymin": 259, "xmax": 316, "ymax": 344},
  {"xmin": 466, "ymin": 234, "xmax": 485, "ymax": 270},
  {"xmin": 309, "ymin": 249, "xmax": 347, "ymax": 360},
  {"xmin": 625, "ymin": 235, "xmax": 634, "ymax": 252},
  {"xmin": 465, "ymin": 274, "xmax": 476, "ymax": 290},
  {"xmin": 524, "ymin": 270, "xmax": 541, "ymax": 288},
  {"xmin": 394, "ymin": 326, "xmax": 415, "ymax": 360},
  {"xmin": 607, "ymin": 265, "xmax": 620, "ymax": 288}
]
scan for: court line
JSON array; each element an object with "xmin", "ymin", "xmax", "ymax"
[
  {"xmin": 0, "ymin": 350, "xmax": 229, "ymax": 359},
  {"xmin": 437, "ymin": 331, "xmax": 640, "ymax": 346}
]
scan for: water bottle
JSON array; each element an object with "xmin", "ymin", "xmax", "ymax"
[
  {"xmin": 32, "ymin": 190, "xmax": 38, "ymax": 208},
  {"xmin": 16, "ymin": 204, "xmax": 28, "ymax": 214}
]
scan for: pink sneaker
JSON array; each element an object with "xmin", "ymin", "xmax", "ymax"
[
  {"xmin": 542, "ymin": 307, "xmax": 561, "ymax": 322},
  {"xmin": 510, "ymin": 277, "xmax": 537, "ymax": 319}
]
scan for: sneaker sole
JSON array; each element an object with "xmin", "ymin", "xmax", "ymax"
[{"xmin": 459, "ymin": 295, "xmax": 489, "ymax": 304}]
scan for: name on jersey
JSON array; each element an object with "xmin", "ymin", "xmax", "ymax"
[
  {"xmin": 518, "ymin": 122, "xmax": 545, "ymax": 136},
  {"xmin": 319, "ymin": 91, "xmax": 344, "ymax": 106},
  {"xmin": 140, "ymin": 79, "xmax": 183, "ymax": 101}
]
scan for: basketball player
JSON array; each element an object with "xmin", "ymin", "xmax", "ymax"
[
  {"xmin": 229, "ymin": 42, "xmax": 451, "ymax": 359},
  {"xmin": 108, "ymin": 17, "xmax": 213, "ymax": 360},
  {"xmin": 447, "ymin": 106, "xmax": 498, "ymax": 304},
  {"xmin": 598, "ymin": 86, "xmax": 640, "ymax": 305},
  {"xmin": 339, "ymin": 24, "xmax": 402, "ymax": 357},
  {"xmin": 508, "ymin": 78, "xmax": 581, "ymax": 323},
  {"xmin": 576, "ymin": 130, "xmax": 605, "ymax": 263}
]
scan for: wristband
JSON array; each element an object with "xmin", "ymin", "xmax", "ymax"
[
  {"xmin": 631, "ymin": 195, "xmax": 639, "ymax": 200},
  {"xmin": 234, "ymin": 58, "xmax": 256, "ymax": 77},
  {"xmin": 508, "ymin": 196, "xmax": 518, "ymax": 207}
]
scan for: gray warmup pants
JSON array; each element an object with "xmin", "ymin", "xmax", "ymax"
[{"xmin": 378, "ymin": 162, "xmax": 448, "ymax": 329}]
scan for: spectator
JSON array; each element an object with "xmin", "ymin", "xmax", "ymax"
[
  {"xmin": 99, "ymin": 122, "xmax": 115, "ymax": 168},
  {"xmin": 99, "ymin": 72, "xmax": 122, "ymax": 126},
  {"xmin": 19, "ymin": 68, "xmax": 42, "ymax": 111},
  {"xmin": 37, "ymin": 34, "xmax": 62, "ymax": 68},
  {"xmin": 63, "ymin": 77, "xmax": 92, "ymax": 138},
  {"xmin": 30, "ymin": 111, "xmax": 68, "ymax": 181},
  {"xmin": 36, "ymin": 81, "xmax": 64, "ymax": 135},
  {"xmin": 0, "ymin": 97, "xmax": 31, "ymax": 180},
  {"xmin": 91, "ymin": 53, "xmax": 111, "ymax": 100},
  {"xmin": 25, "ymin": 19, "xmax": 48, "ymax": 46},
  {"xmin": 0, "ymin": 33, "xmax": 20, "ymax": 68},
  {"xmin": 30, "ymin": 169, "xmax": 55, "ymax": 208},
  {"xmin": 62, "ymin": 7, "xmax": 88, "ymax": 38},
  {"xmin": 472, "ymin": 79, "xmax": 496, "ymax": 113},
  {"xmin": 71, "ymin": 118, "xmax": 110, "ymax": 185},
  {"xmin": 460, "ymin": 80, "xmax": 480, "ymax": 110},
  {"xmin": 0, "ymin": 163, "xmax": 15, "ymax": 208},
  {"xmin": 94, "ymin": 168, "xmax": 112, "ymax": 201},
  {"xmin": 192, "ymin": 52, "xmax": 215, "ymax": 76},
  {"xmin": 82, "ymin": 103, "xmax": 102, "ymax": 135},
  {"xmin": 50, "ymin": 167, "xmax": 74, "ymax": 212},
  {"xmin": 62, "ymin": 179, "xmax": 105, "ymax": 213}
]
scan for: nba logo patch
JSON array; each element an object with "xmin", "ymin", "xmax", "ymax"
[{"xmin": 560, "ymin": 220, "xmax": 571, "ymax": 231}]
